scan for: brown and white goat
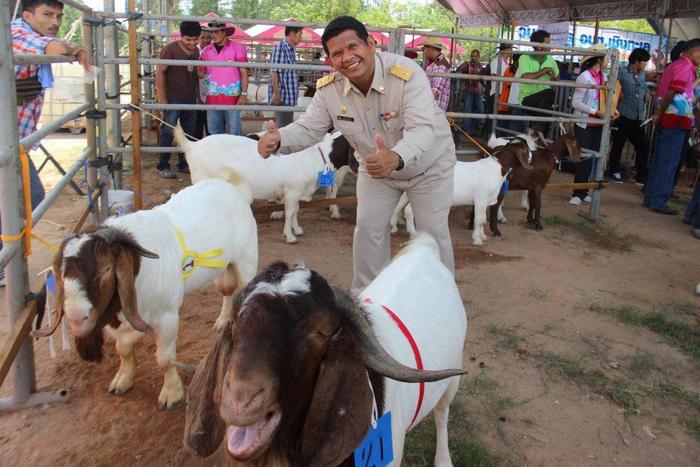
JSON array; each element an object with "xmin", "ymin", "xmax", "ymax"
[
  {"xmin": 185, "ymin": 233, "xmax": 467, "ymax": 466},
  {"xmin": 33, "ymin": 178, "xmax": 258, "ymax": 410},
  {"xmin": 489, "ymin": 132, "xmax": 582, "ymax": 232}
]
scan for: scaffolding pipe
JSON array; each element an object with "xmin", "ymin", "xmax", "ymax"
[
  {"xmin": 128, "ymin": 0, "xmax": 143, "ymax": 210},
  {"xmin": 83, "ymin": 21, "xmax": 99, "ymax": 225},
  {"xmin": 95, "ymin": 24, "xmax": 110, "ymax": 220},
  {"xmin": 13, "ymin": 54, "xmax": 77, "ymax": 65},
  {"xmin": 0, "ymin": 0, "xmax": 35, "ymax": 407},
  {"xmin": 589, "ymin": 49, "xmax": 620, "ymax": 219},
  {"xmin": 104, "ymin": 0, "xmax": 123, "ymax": 189},
  {"xmin": 17, "ymin": 103, "xmax": 90, "ymax": 151}
]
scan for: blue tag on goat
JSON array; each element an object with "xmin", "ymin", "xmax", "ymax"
[
  {"xmin": 45, "ymin": 271, "xmax": 56, "ymax": 295},
  {"xmin": 500, "ymin": 179, "xmax": 509, "ymax": 197},
  {"xmin": 354, "ymin": 412, "xmax": 393, "ymax": 467},
  {"xmin": 317, "ymin": 169, "xmax": 335, "ymax": 187}
]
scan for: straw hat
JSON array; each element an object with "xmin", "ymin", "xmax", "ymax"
[
  {"xmin": 421, "ymin": 36, "xmax": 444, "ymax": 52},
  {"xmin": 203, "ymin": 20, "xmax": 234, "ymax": 33}
]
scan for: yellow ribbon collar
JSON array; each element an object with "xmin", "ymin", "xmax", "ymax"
[{"xmin": 172, "ymin": 224, "xmax": 226, "ymax": 280}]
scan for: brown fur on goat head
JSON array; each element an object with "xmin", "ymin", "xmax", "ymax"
[{"xmin": 41, "ymin": 226, "xmax": 158, "ymax": 362}]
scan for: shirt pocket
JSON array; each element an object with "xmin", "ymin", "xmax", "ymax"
[
  {"xmin": 334, "ymin": 118, "xmax": 364, "ymax": 151},
  {"xmin": 380, "ymin": 116, "xmax": 403, "ymax": 134}
]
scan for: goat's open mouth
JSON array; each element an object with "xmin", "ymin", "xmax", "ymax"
[{"xmin": 226, "ymin": 410, "xmax": 281, "ymax": 460}]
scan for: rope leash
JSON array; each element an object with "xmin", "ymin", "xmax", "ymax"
[
  {"xmin": 127, "ymin": 103, "xmax": 200, "ymax": 141},
  {"xmin": 448, "ymin": 117, "xmax": 493, "ymax": 158},
  {"xmin": 1, "ymin": 147, "xmax": 33, "ymax": 256}
]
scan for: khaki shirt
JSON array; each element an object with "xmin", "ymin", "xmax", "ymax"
[{"xmin": 278, "ymin": 52, "xmax": 455, "ymax": 180}]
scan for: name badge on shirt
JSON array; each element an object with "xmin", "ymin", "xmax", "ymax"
[
  {"xmin": 354, "ymin": 412, "xmax": 393, "ymax": 467},
  {"xmin": 337, "ymin": 115, "xmax": 355, "ymax": 122}
]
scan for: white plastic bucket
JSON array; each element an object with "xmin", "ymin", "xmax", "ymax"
[{"xmin": 108, "ymin": 189, "xmax": 134, "ymax": 217}]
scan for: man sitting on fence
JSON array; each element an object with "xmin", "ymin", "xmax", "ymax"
[
  {"xmin": 155, "ymin": 20, "xmax": 201, "ymax": 179},
  {"xmin": 269, "ymin": 24, "xmax": 303, "ymax": 128},
  {"xmin": 2, "ymin": 0, "xmax": 91, "ymax": 287},
  {"xmin": 518, "ymin": 29, "xmax": 559, "ymax": 133}
]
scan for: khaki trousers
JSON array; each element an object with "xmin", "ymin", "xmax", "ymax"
[{"xmin": 351, "ymin": 154, "xmax": 455, "ymax": 294}]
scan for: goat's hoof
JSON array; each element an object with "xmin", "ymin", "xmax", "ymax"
[
  {"xmin": 494, "ymin": 231, "xmax": 502, "ymax": 237},
  {"xmin": 535, "ymin": 224, "xmax": 544, "ymax": 230},
  {"xmin": 472, "ymin": 240, "xmax": 484, "ymax": 246},
  {"xmin": 329, "ymin": 207, "xmax": 341, "ymax": 219},
  {"xmin": 390, "ymin": 226, "xmax": 398, "ymax": 234},
  {"xmin": 498, "ymin": 217, "xmax": 507, "ymax": 224},
  {"xmin": 108, "ymin": 373, "xmax": 133, "ymax": 395},
  {"xmin": 270, "ymin": 211, "xmax": 284, "ymax": 220},
  {"xmin": 158, "ymin": 398, "xmax": 183, "ymax": 411},
  {"xmin": 292, "ymin": 227, "xmax": 304, "ymax": 236},
  {"xmin": 158, "ymin": 387, "xmax": 184, "ymax": 411},
  {"xmin": 285, "ymin": 235, "xmax": 298, "ymax": 244},
  {"xmin": 330, "ymin": 213, "xmax": 341, "ymax": 220}
]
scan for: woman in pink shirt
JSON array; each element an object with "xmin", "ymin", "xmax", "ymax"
[{"xmin": 198, "ymin": 21, "xmax": 249, "ymax": 135}]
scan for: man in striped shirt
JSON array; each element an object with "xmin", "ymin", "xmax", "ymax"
[
  {"xmin": 269, "ymin": 25, "xmax": 302, "ymax": 128},
  {"xmin": 422, "ymin": 37, "xmax": 451, "ymax": 111}
]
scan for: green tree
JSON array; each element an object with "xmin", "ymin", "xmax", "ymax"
[{"xmin": 58, "ymin": 5, "xmax": 82, "ymax": 42}]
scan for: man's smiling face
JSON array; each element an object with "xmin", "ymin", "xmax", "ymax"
[{"xmin": 326, "ymin": 29, "xmax": 376, "ymax": 86}]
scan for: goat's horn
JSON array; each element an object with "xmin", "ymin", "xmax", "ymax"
[
  {"xmin": 332, "ymin": 287, "xmax": 466, "ymax": 383},
  {"xmin": 95, "ymin": 227, "xmax": 159, "ymax": 259}
]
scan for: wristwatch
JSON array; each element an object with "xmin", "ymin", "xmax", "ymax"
[
  {"xmin": 395, "ymin": 154, "xmax": 404, "ymax": 171},
  {"xmin": 241, "ymin": 92, "xmax": 248, "ymax": 96}
]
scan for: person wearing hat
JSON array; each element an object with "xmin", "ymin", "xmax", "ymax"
[
  {"xmin": 155, "ymin": 20, "xmax": 201, "ymax": 179},
  {"xmin": 257, "ymin": 16, "xmax": 456, "ymax": 293},
  {"xmin": 569, "ymin": 43, "xmax": 620, "ymax": 206},
  {"xmin": 422, "ymin": 36, "xmax": 451, "ymax": 111},
  {"xmin": 198, "ymin": 20, "xmax": 248, "ymax": 136}
]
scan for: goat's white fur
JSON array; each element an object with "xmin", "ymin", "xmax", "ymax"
[
  {"xmin": 174, "ymin": 126, "xmax": 350, "ymax": 244},
  {"xmin": 359, "ymin": 232, "xmax": 467, "ymax": 466},
  {"xmin": 243, "ymin": 266, "xmax": 312, "ymax": 309},
  {"xmin": 390, "ymin": 157, "xmax": 507, "ymax": 246},
  {"xmin": 63, "ymin": 179, "xmax": 258, "ymax": 409}
]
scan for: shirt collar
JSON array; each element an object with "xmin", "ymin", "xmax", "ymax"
[{"xmin": 343, "ymin": 53, "xmax": 385, "ymax": 96}]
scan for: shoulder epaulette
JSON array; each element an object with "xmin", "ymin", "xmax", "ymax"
[
  {"xmin": 389, "ymin": 64, "xmax": 413, "ymax": 81},
  {"xmin": 316, "ymin": 73, "xmax": 338, "ymax": 89}
]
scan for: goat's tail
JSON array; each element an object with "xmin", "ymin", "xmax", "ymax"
[
  {"xmin": 221, "ymin": 168, "xmax": 254, "ymax": 204},
  {"xmin": 173, "ymin": 123, "xmax": 189, "ymax": 151},
  {"xmin": 395, "ymin": 231, "xmax": 440, "ymax": 259}
]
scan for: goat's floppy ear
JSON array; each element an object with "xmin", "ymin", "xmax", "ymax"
[
  {"xmin": 299, "ymin": 329, "xmax": 373, "ymax": 467},
  {"xmin": 515, "ymin": 147, "xmax": 534, "ymax": 170},
  {"xmin": 114, "ymin": 247, "xmax": 152, "ymax": 334},
  {"xmin": 184, "ymin": 324, "xmax": 234, "ymax": 457}
]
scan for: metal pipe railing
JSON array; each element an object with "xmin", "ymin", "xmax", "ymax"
[
  {"xmin": 104, "ymin": 57, "xmax": 334, "ymax": 72},
  {"xmin": 13, "ymin": 54, "xmax": 78, "ymax": 65},
  {"xmin": 31, "ymin": 148, "xmax": 92, "ymax": 222},
  {"xmin": 17, "ymin": 103, "xmax": 90, "ymax": 151}
]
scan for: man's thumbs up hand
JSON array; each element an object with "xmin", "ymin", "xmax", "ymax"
[
  {"xmin": 258, "ymin": 120, "xmax": 280, "ymax": 158},
  {"xmin": 365, "ymin": 133, "xmax": 402, "ymax": 179}
]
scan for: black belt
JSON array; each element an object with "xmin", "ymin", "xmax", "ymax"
[{"xmin": 16, "ymin": 77, "xmax": 42, "ymax": 104}]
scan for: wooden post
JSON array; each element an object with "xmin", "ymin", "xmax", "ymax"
[{"xmin": 128, "ymin": 0, "xmax": 143, "ymax": 210}]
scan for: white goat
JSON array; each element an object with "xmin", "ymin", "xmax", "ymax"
[
  {"xmin": 184, "ymin": 233, "xmax": 467, "ymax": 466},
  {"xmin": 391, "ymin": 141, "xmax": 533, "ymax": 246},
  {"xmin": 175, "ymin": 126, "xmax": 351, "ymax": 244},
  {"xmin": 34, "ymin": 177, "xmax": 258, "ymax": 410}
]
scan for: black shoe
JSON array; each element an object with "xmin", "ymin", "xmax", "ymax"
[
  {"xmin": 642, "ymin": 201, "xmax": 649, "ymax": 207},
  {"xmin": 649, "ymin": 206, "xmax": 678, "ymax": 215},
  {"xmin": 177, "ymin": 166, "xmax": 190, "ymax": 175}
]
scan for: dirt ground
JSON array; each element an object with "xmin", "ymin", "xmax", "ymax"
[{"xmin": 1, "ymin": 129, "xmax": 699, "ymax": 466}]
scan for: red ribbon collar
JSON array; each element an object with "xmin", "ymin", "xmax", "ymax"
[{"xmin": 364, "ymin": 298, "xmax": 424, "ymax": 429}]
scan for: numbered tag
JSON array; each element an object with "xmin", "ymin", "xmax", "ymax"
[
  {"xmin": 500, "ymin": 179, "xmax": 510, "ymax": 197},
  {"xmin": 354, "ymin": 412, "xmax": 393, "ymax": 467},
  {"xmin": 317, "ymin": 169, "xmax": 335, "ymax": 187},
  {"xmin": 45, "ymin": 271, "xmax": 56, "ymax": 295}
]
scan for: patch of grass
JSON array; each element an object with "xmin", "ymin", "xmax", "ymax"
[
  {"xmin": 403, "ymin": 398, "xmax": 499, "ymax": 466},
  {"xmin": 487, "ymin": 324, "xmax": 521, "ymax": 351},
  {"xmin": 529, "ymin": 288, "xmax": 549, "ymax": 300},
  {"xmin": 629, "ymin": 352, "xmax": 655, "ymax": 379},
  {"xmin": 664, "ymin": 300, "xmax": 699, "ymax": 317},
  {"xmin": 542, "ymin": 215, "xmax": 640, "ymax": 253},
  {"xmin": 590, "ymin": 304, "xmax": 700, "ymax": 360},
  {"xmin": 683, "ymin": 418, "xmax": 700, "ymax": 439},
  {"xmin": 534, "ymin": 351, "xmax": 640, "ymax": 412},
  {"xmin": 454, "ymin": 438, "xmax": 501, "ymax": 466},
  {"xmin": 646, "ymin": 382, "xmax": 700, "ymax": 410}
]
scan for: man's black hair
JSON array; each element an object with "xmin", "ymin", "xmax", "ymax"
[
  {"xmin": 530, "ymin": 29, "xmax": 550, "ymax": 43},
  {"xmin": 179, "ymin": 21, "xmax": 201, "ymax": 38},
  {"xmin": 471, "ymin": 49, "xmax": 480, "ymax": 55},
  {"xmin": 684, "ymin": 38, "xmax": 700, "ymax": 52},
  {"xmin": 22, "ymin": 0, "xmax": 63, "ymax": 12},
  {"xmin": 321, "ymin": 16, "xmax": 369, "ymax": 55},
  {"xmin": 285, "ymin": 26, "xmax": 302, "ymax": 37},
  {"xmin": 628, "ymin": 48, "xmax": 651, "ymax": 64},
  {"xmin": 670, "ymin": 41, "xmax": 687, "ymax": 62}
]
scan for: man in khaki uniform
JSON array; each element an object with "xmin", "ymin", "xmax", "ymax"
[{"xmin": 259, "ymin": 16, "xmax": 456, "ymax": 292}]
